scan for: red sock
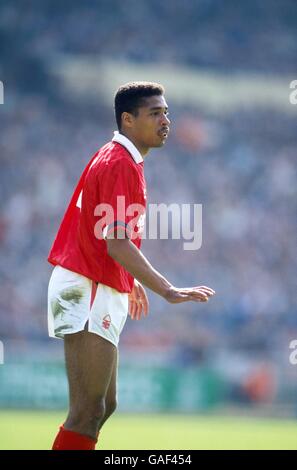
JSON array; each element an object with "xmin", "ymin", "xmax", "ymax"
[{"xmin": 52, "ymin": 425, "xmax": 97, "ymax": 450}]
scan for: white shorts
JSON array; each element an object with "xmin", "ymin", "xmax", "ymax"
[{"xmin": 48, "ymin": 266, "xmax": 128, "ymax": 347}]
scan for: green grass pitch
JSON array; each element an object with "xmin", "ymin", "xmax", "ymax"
[{"xmin": 0, "ymin": 411, "xmax": 297, "ymax": 450}]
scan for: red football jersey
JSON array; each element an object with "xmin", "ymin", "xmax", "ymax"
[{"xmin": 48, "ymin": 132, "xmax": 147, "ymax": 293}]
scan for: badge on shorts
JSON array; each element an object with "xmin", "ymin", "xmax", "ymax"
[{"xmin": 102, "ymin": 314, "xmax": 111, "ymax": 330}]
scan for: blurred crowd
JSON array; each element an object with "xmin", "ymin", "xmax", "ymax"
[
  {"xmin": 1, "ymin": 0, "xmax": 296, "ymax": 75},
  {"xmin": 0, "ymin": 1, "xmax": 297, "ymax": 403}
]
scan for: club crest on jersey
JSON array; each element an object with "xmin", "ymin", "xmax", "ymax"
[{"xmin": 102, "ymin": 314, "xmax": 111, "ymax": 330}]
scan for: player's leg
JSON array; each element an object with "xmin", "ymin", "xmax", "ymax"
[
  {"xmin": 49, "ymin": 269, "xmax": 127, "ymax": 449},
  {"xmin": 63, "ymin": 329, "xmax": 117, "ymax": 439},
  {"xmin": 99, "ymin": 349, "xmax": 118, "ymax": 430}
]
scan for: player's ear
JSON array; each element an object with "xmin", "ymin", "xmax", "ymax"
[{"xmin": 121, "ymin": 112, "xmax": 134, "ymax": 128}]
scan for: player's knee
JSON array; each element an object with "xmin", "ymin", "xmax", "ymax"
[
  {"xmin": 92, "ymin": 397, "xmax": 106, "ymax": 422},
  {"xmin": 69, "ymin": 396, "xmax": 106, "ymax": 427},
  {"xmin": 105, "ymin": 398, "xmax": 117, "ymax": 419},
  {"xmin": 82, "ymin": 395, "xmax": 106, "ymax": 427}
]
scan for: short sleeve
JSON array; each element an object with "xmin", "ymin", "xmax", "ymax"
[{"xmin": 98, "ymin": 160, "xmax": 145, "ymax": 240}]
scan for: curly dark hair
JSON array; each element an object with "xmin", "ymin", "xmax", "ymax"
[{"xmin": 114, "ymin": 81, "xmax": 165, "ymax": 130}]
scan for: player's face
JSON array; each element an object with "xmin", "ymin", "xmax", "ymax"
[{"xmin": 131, "ymin": 95, "xmax": 170, "ymax": 151}]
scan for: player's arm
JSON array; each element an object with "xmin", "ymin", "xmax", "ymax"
[{"xmin": 106, "ymin": 237, "xmax": 215, "ymax": 304}]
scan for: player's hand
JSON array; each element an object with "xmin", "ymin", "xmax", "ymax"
[
  {"xmin": 128, "ymin": 279, "xmax": 149, "ymax": 320},
  {"xmin": 164, "ymin": 286, "xmax": 215, "ymax": 304}
]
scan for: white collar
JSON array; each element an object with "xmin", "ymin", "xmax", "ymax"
[{"xmin": 112, "ymin": 131, "xmax": 143, "ymax": 164}]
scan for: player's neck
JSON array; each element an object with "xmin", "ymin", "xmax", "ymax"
[{"xmin": 120, "ymin": 131, "xmax": 149, "ymax": 158}]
